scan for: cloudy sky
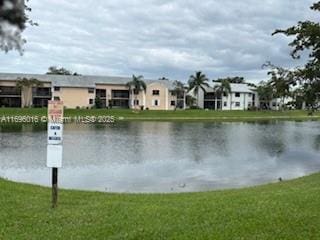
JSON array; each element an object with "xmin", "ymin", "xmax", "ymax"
[{"xmin": 0, "ymin": 0, "xmax": 318, "ymax": 83}]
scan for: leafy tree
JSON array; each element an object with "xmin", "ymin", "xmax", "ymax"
[
  {"xmin": 294, "ymin": 68, "xmax": 320, "ymax": 111},
  {"xmin": 186, "ymin": 95, "xmax": 196, "ymax": 108},
  {"xmin": 291, "ymin": 86, "xmax": 306, "ymax": 109},
  {"xmin": 0, "ymin": 0, "xmax": 37, "ymax": 53},
  {"xmin": 213, "ymin": 79, "xmax": 231, "ymax": 109},
  {"xmin": 159, "ymin": 77, "xmax": 169, "ymax": 81},
  {"xmin": 95, "ymin": 96, "xmax": 102, "ymax": 109},
  {"xmin": 16, "ymin": 77, "xmax": 42, "ymax": 107},
  {"xmin": 302, "ymin": 81, "xmax": 320, "ymax": 111},
  {"xmin": 273, "ymin": 1, "xmax": 320, "ymax": 111},
  {"xmin": 247, "ymin": 82, "xmax": 257, "ymax": 88},
  {"xmin": 188, "ymin": 71, "xmax": 210, "ymax": 107},
  {"xmin": 213, "ymin": 76, "xmax": 245, "ymax": 84},
  {"xmin": 46, "ymin": 66, "xmax": 81, "ymax": 75},
  {"xmin": 262, "ymin": 62, "xmax": 295, "ymax": 110},
  {"xmin": 256, "ymin": 81, "xmax": 274, "ymax": 110},
  {"xmin": 126, "ymin": 75, "xmax": 146, "ymax": 108}
]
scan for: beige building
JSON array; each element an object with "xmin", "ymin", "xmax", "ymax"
[{"xmin": 0, "ymin": 73, "xmax": 186, "ymax": 110}]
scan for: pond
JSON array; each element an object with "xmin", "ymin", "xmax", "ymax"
[{"xmin": 0, "ymin": 121, "xmax": 320, "ymax": 193}]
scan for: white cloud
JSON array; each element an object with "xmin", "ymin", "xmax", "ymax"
[{"xmin": 0, "ymin": 0, "xmax": 317, "ymax": 83}]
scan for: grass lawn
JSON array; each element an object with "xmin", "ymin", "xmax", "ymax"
[
  {"xmin": 0, "ymin": 108, "xmax": 320, "ymax": 122},
  {"xmin": 0, "ymin": 173, "xmax": 320, "ymax": 239}
]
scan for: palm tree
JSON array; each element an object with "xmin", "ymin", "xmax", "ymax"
[
  {"xmin": 126, "ymin": 75, "xmax": 146, "ymax": 109},
  {"xmin": 213, "ymin": 79, "xmax": 231, "ymax": 110},
  {"xmin": 188, "ymin": 71, "xmax": 210, "ymax": 107},
  {"xmin": 172, "ymin": 80, "xmax": 186, "ymax": 109},
  {"xmin": 16, "ymin": 77, "xmax": 43, "ymax": 107}
]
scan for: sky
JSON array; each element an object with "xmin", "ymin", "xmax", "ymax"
[{"xmin": 0, "ymin": 0, "xmax": 318, "ymax": 83}]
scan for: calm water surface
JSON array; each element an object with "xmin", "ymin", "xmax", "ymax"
[{"xmin": 0, "ymin": 121, "xmax": 320, "ymax": 193}]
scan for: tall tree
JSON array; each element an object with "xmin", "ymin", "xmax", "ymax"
[
  {"xmin": 46, "ymin": 66, "xmax": 81, "ymax": 76},
  {"xmin": 295, "ymin": 68, "xmax": 320, "ymax": 111},
  {"xmin": 0, "ymin": 0, "xmax": 37, "ymax": 53},
  {"xmin": 291, "ymin": 87, "xmax": 305, "ymax": 110},
  {"xmin": 16, "ymin": 77, "xmax": 42, "ymax": 107},
  {"xmin": 159, "ymin": 77, "xmax": 169, "ymax": 81},
  {"xmin": 256, "ymin": 81, "xmax": 274, "ymax": 110},
  {"xmin": 172, "ymin": 80, "xmax": 185, "ymax": 97},
  {"xmin": 272, "ymin": 1, "xmax": 320, "ymax": 111},
  {"xmin": 126, "ymin": 75, "xmax": 146, "ymax": 108},
  {"xmin": 172, "ymin": 80, "xmax": 186, "ymax": 109},
  {"xmin": 213, "ymin": 79, "xmax": 231, "ymax": 110},
  {"xmin": 188, "ymin": 71, "xmax": 210, "ymax": 107},
  {"xmin": 213, "ymin": 76, "xmax": 245, "ymax": 84},
  {"xmin": 263, "ymin": 62, "xmax": 295, "ymax": 110}
]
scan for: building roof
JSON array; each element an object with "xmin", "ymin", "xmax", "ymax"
[
  {"xmin": 0, "ymin": 73, "xmax": 177, "ymax": 90},
  {"xmin": 187, "ymin": 82, "xmax": 256, "ymax": 97},
  {"xmin": 229, "ymin": 83, "xmax": 255, "ymax": 93}
]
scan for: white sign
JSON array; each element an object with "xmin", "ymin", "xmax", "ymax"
[
  {"xmin": 48, "ymin": 123, "xmax": 63, "ymax": 145},
  {"xmin": 46, "ymin": 145, "xmax": 63, "ymax": 168},
  {"xmin": 48, "ymin": 100, "xmax": 64, "ymax": 123},
  {"xmin": 47, "ymin": 101, "xmax": 64, "ymax": 168}
]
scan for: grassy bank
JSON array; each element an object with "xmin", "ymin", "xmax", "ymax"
[
  {"xmin": 0, "ymin": 108, "xmax": 320, "ymax": 122},
  {"xmin": 1, "ymin": 174, "xmax": 320, "ymax": 239}
]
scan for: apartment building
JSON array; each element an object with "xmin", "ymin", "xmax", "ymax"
[
  {"xmin": 189, "ymin": 83, "xmax": 257, "ymax": 110},
  {"xmin": 0, "ymin": 73, "xmax": 186, "ymax": 110}
]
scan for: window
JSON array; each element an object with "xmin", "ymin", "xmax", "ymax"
[
  {"xmin": 204, "ymin": 92, "xmax": 215, "ymax": 100},
  {"xmin": 54, "ymin": 86, "xmax": 60, "ymax": 91},
  {"xmin": 171, "ymin": 101, "xmax": 176, "ymax": 106},
  {"xmin": 152, "ymin": 90, "xmax": 160, "ymax": 96},
  {"xmin": 32, "ymin": 87, "xmax": 51, "ymax": 97},
  {"xmin": 96, "ymin": 89, "xmax": 106, "ymax": 98},
  {"xmin": 153, "ymin": 99, "xmax": 159, "ymax": 106},
  {"xmin": 54, "ymin": 96, "xmax": 60, "ymax": 101},
  {"xmin": 224, "ymin": 102, "xmax": 227, "ymax": 107},
  {"xmin": 0, "ymin": 86, "xmax": 20, "ymax": 96},
  {"xmin": 134, "ymin": 99, "xmax": 139, "ymax": 106},
  {"xmin": 112, "ymin": 90, "xmax": 129, "ymax": 99},
  {"xmin": 235, "ymin": 92, "xmax": 240, "ymax": 97},
  {"xmin": 272, "ymin": 102, "xmax": 276, "ymax": 107},
  {"xmin": 89, "ymin": 99, "xmax": 94, "ymax": 104},
  {"xmin": 133, "ymin": 89, "xmax": 139, "ymax": 95},
  {"xmin": 235, "ymin": 102, "xmax": 240, "ymax": 107},
  {"xmin": 88, "ymin": 88, "xmax": 95, "ymax": 94},
  {"xmin": 223, "ymin": 92, "xmax": 227, "ymax": 97}
]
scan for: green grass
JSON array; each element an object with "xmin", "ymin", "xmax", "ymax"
[
  {"xmin": 1, "ymin": 174, "xmax": 320, "ymax": 239},
  {"xmin": 0, "ymin": 108, "xmax": 320, "ymax": 122}
]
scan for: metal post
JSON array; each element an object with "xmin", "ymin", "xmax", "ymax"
[{"xmin": 52, "ymin": 167, "xmax": 58, "ymax": 208}]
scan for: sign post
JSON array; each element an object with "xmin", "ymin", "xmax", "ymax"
[{"xmin": 47, "ymin": 100, "xmax": 64, "ymax": 208}]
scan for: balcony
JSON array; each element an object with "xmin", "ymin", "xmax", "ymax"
[
  {"xmin": 96, "ymin": 89, "xmax": 107, "ymax": 98},
  {"xmin": 32, "ymin": 87, "xmax": 52, "ymax": 97},
  {"xmin": 204, "ymin": 92, "xmax": 222, "ymax": 100},
  {"xmin": 111, "ymin": 90, "xmax": 129, "ymax": 99},
  {"xmin": 0, "ymin": 86, "xmax": 21, "ymax": 96},
  {"xmin": 32, "ymin": 87, "xmax": 52, "ymax": 108}
]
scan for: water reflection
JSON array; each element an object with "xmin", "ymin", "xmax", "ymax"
[{"xmin": 0, "ymin": 121, "xmax": 320, "ymax": 193}]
